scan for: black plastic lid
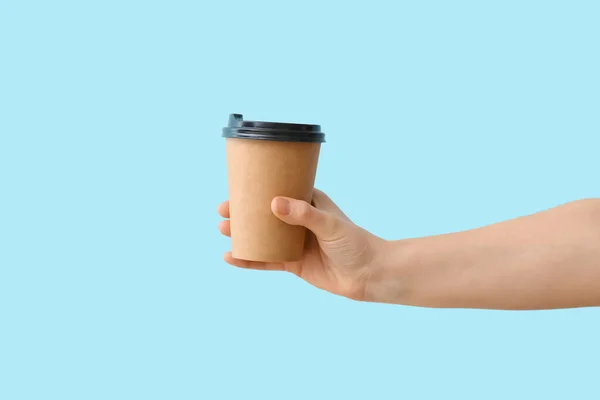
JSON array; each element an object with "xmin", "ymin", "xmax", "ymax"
[{"xmin": 222, "ymin": 114, "xmax": 326, "ymax": 143}]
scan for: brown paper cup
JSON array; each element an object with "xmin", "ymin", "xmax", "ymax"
[
  {"xmin": 222, "ymin": 114, "xmax": 325, "ymax": 262},
  {"xmin": 226, "ymin": 139, "xmax": 320, "ymax": 262}
]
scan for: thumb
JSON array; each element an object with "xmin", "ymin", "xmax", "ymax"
[{"xmin": 271, "ymin": 196, "xmax": 342, "ymax": 241}]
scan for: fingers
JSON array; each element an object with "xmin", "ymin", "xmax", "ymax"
[
  {"xmin": 223, "ymin": 252, "xmax": 285, "ymax": 271},
  {"xmin": 218, "ymin": 201, "xmax": 230, "ymax": 237},
  {"xmin": 217, "ymin": 201, "xmax": 231, "ymax": 237},
  {"xmin": 217, "ymin": 200, "xmax": 230, "ymax": 218},
  {"xmin": 220, "ymin": 189, "xmax": 347, "ymax": 246},
  {"xmin": 218, "ymin": 220, "xmax": 231, "ymax": 237},
  {"xmin": 218, "ymin": 190, "xmax": 347, "ymax": 221},
  {"xmin": 271, "ymin": 196, "xmax": 344, "ymax": 242}
]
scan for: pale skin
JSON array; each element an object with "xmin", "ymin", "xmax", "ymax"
[{"xmin": 217, "ymin": 190, "xmax": 600, "ymax": 310}]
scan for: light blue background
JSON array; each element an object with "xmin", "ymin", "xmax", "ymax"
[{"xmin": 1, "ymin": 0, "xmax": 599, "ymax": 399}]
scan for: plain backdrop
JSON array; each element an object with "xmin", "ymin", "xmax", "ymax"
[{"xmin": 1, "ymin": 0, "xmax": 599, "ymax": 399}]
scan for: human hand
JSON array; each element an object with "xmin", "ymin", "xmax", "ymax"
[{"xmin": 217, "ymin": 189, "xmax": 387, "ymax": 301}]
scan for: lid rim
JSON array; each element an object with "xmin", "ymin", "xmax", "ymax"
[{"xmin": 222, "ymin": 129, "xmax": 326, "ymax": 143}]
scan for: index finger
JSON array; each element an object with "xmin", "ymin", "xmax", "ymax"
[{"xmin": 217, "ymin": 200, "xmax": 230, "ymax": 218}]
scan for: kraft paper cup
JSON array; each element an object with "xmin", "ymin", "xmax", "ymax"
[{"xmin": 222, "ymin": 114, "xmax": 326, "ymax": 262}]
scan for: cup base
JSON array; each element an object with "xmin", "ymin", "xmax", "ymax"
[{"xmin": 231, "ymin": 250, "xmax": 303, "ymax": 264}]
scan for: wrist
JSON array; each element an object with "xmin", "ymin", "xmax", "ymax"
[{"xmin": 365, "ymin": 239, "xmax": 420, "ymax": 305}]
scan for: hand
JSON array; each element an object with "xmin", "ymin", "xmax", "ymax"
[{"xmin": 217, "ymin": 189, "xmax": 387, "ymax": 301}]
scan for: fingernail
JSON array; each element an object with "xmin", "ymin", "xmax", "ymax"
[{"xmin": 273, "ymin": 198, "xmax": 291, "ymax": 215}]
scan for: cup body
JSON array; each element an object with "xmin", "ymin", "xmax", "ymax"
[{"xmin": 226, "ymin": 138, "xmax": 321, "ymax": 262}]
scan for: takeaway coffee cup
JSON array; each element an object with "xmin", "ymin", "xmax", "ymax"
[{"xmin": 222, "ymin": 114, "xmax": 326, "ymax": 262}]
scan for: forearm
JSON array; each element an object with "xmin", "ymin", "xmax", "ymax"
[{"xmin": 368, "ymin": 199, "xmax": 600, "ymax": 309}]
